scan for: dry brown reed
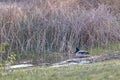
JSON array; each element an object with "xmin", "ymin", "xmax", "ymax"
[{"xmin": 0, "ymin": 0, "xmax": 120, "ymax": 61}]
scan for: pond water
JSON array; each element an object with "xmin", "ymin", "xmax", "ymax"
[
  {"xmin": 9, "ymin": 58, "xmax": 94, "ymax": 69},
  {"xmin": 10, "ymin": 64, "xmax": 33, "ymax": 69}
]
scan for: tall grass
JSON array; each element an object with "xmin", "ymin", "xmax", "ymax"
[{"xmin": 0, "ymin": 0, "xmax": 120, "ymax": 61}]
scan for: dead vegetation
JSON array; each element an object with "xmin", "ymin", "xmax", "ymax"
[
  {"xmin": 0, "ymin": 4, "xmax": 26, "ymax": 23},
  {"xmin": 0, "ymin": 0, "xmax": 120, "ymax": 61}
]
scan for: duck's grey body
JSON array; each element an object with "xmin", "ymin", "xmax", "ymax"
[{"xmin": 75, "ymin": 48, "xmax": 89, "ymax": 58}]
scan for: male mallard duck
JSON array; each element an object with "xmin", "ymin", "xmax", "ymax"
[{"xmin": 75, "ymin": 47, "xmax": 89, "ymax": 58}]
